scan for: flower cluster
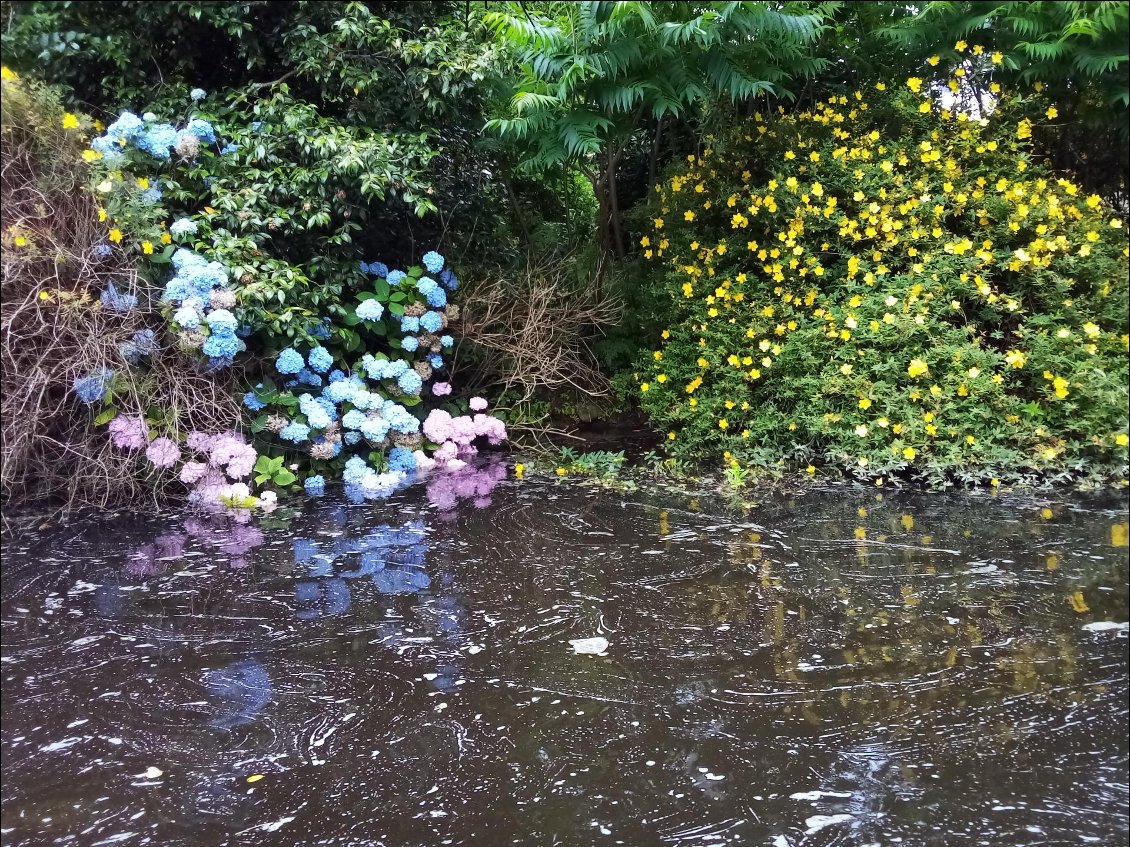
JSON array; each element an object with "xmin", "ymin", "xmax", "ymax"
[
  {"xmin": 165, "ymin": 249, "xmax": 245, "ymax": 367},
  {"xmin": 178, "ymin": 431, "xmax": 264, "ymax": 516},
  {"xmin": 90, "ymin": 110, "xmax": 227, "ymax": 164}
]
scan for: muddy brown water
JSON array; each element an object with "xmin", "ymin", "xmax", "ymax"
[{"xmin": 1, "ymin": 464, "xmax": 1127, "ymax": 846}]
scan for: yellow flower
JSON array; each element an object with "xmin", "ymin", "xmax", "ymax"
[
  {"xmin": 141, "ymin": 240, "xmax": 154, "ymax": 255},
  {"xmin": 906, "ymin": 77, "xmax": 923, "ymax": 93},
  {"xmin": 875, "ymin": 82, "xmax": 886, "ymax": 91},
  {"xmin": 1082, "ymin": 322, "xmax": 1100, "ymax": 339},
  {"xmin": 840, "ymin": 364, "xmax": 853, "ymax": 375},
  {"xmin": 1115, "ymin": 433, "xmax": 1129, "ymax": 446},
  {"xmin": 161, "ymin": 232, "xmax": 172, "ymax": 245},
  {"xmin": 14, "ymin": 235, "xmax": 28, "ymax": 247},
  {"xmin": 98, "ymin": 208, "xmax": 107, "ymax": 222},
  {"xmin": 684, "ymin": 210, "xmax": 695, "ymax": 221},
  {"xmin": 62, "ymin": 113, "xmax": 79, "ymax": 129},
  {"xmin": 859, "ymin": 397, "xmax": 872, "ymax": 409},
  {"xmin": 907, "ymin": 358, "xmax": 929, "ymax": 378},
  {"xmin": 718, "ymin": 419, "xmax": 729, "ymax": 430},
  {"xmin": 1017, "ymin": 119, "xmax": 1032, "ymax": 140},
  {"xmin": 137, "ymin": 177, "xmax": 149, "ymax": 190},
  {"xmin": 1004, "ymin": 349, "xmax": 1026, "ymax": 369},
  {"xmin": 556, "ymin": 467, "xmax": 567, "ymax": 476},
  {"xmin": 640, "ymin": 383, "xmax": 650, "ymax": 393},
  {"xmin": 656, "ymin": 374, "xmax": 667, "ymax": 383},
  {"xmin": 0, "ymin": 66, "xmax": 16, "ymax": 80},
  {"xmin": 1041, "ymin": 448, "xmax": 1056, "ymax": 460},
  {"xmin": 653, "ymin": 217, "xmax": 664, "ymax": 229},
  {"xmin": 1045, "ymin": 106, "xmax": 1058, "ymax": 120},
  {"xmin": 667, "ymin": 432, "xmax": 677, "ymax": 441},
  {"xmin": 1052, "ymin": 376, "xmax": 1069, "ymax": 399},
  {"xmin": 965, "ymin": 435, "xmax": 976, "ymax": 445},
  {"xmin": 927, "ymin": 56, "xmax": 940, "ymax": 67},
  {"xmin": 954, "ymin": 40, "xmax": 967, "ymax": 51},
  {"xmin": 514, "ymin": 463, "xmax": 525, "ymax": 479},
  {"xmin": 918, "ymin": 101, "xmax": 931, "ymax": 113},
  {"xmin": 108, "ymin": 228, "xmax": 123, "ymax": 243},
  {"xmin": 806, "ymin": 465, "xmax": 816, "ymax": 475},
  {"xmin": 903, "ymin": 446, "xmax": 916, "ymax": 460},
  {"xmin": 82, "ymin": 149, "xmax": 102, "ymax": 163}
]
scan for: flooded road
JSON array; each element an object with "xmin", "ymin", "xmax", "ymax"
[{"xmin": 2, "ymin": 463, "xmax": 1127, "ymax": 846}]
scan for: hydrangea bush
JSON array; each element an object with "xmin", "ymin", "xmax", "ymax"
[{"xmin": 634, "ymin": 71, "xmax": 1129, "ymax": 487}]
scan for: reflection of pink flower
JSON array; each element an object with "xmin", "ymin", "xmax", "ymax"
[
  {"xmin": 469, "ymin": 396, "xmax": 488, "ymax": 412},
  {"xmin": 180, "ymin": 461, "xmax": 208, "ymax": 484},
  {"xmin": 425, "ymin": 460, "xmax": 507, "ymax": 511},
  {"xmin": 432, "ymin": 382, "xmax": 452, "ymax": 397},
  {"xmin": 145, "ymin": 437, "xmax": 181, "ymax": 468},
  {"xmin": 108, "ymin": 415, "xmax": 148, "ymax": 451}
]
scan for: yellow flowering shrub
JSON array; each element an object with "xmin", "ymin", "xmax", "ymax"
[{"xmin": 635, "ymin": 82, "xmax": 1129, "ymax": 486}]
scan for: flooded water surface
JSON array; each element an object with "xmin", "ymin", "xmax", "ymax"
[{"xmin": 2, "ymin": 466, "xmax": 1128, "ymax": 846}]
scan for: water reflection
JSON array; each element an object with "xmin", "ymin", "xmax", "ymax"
[{"xmin": 1, "ymin": 471, "xmax": 1126, "ymax": 847}]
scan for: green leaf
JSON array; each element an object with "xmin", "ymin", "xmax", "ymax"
[
  {"xmin": 389, "ymin": 302, "xmax": 405, "ymax": 316},
  {"xmin": 93, "ymin": 406, "xmax": 118, "ymax": 426},
  {"xmin": 273, "ymin": 468, "xmax": 297, "ymax": 486},
  {"xmin": 254, "ymin": 455, "xmax": 272, "ymax": 473},
  {"xmin": 250, "ymin": 414, "xmax": 270, "ymax": 433}
]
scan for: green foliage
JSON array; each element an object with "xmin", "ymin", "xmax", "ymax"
[
  {"xmin": 555, "ymin": 446, "xmax": 627, "ymax": 478},
  {"xmin": 631, "ymin": 75, "xmax": 1130, "ymax": 488},
  {"xmin": 253, "ymin": 454, "xmax": 296, "ymax": 487}
]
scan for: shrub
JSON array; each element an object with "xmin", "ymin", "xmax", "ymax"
[{"xmin": 633, "ymin": 72, "xmax": 1129, "ymax": 487}]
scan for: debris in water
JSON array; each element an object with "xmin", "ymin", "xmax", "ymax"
[
  {"xmin": 569, "ymin": 637, "xmax": 609, "ymax": 656},
  {"xmin": 1082, "ymin": 621, "xmax": 1128, "ymax": 632}
]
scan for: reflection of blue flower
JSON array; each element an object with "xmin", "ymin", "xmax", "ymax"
[
  {"xmin": 296, "ymin": 579, "xmax": 351, "ymax": 619},
  {"xmin": 294, "ymin": 538, "xmax": 317, "ymax": 563},
  {"xmin": 373, "ymin": 567, "xmax": 430, "ymax": 594},
  {"xmin": 203, "ymin": 659, "xmax": 272, "ymax": 729}
]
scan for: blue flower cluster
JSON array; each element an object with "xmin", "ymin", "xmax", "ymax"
[
  {"xmin": 304, "ymin": 475, "xmax": 325, "ymax": 496},
  {"xmin": 243, "ymin": 385, "xmax": 267, "ymax": 411},
  {"xmin": 359, "ymin": 261, "xmax": 389, "ymax": 278},
  {"xmin": 170, "ymin": 218, "xmax": 197, "ymax": 239},
  {"xmin": 100, "ymin": 281, "xmax": 137, "ymax": 313},
  {"xmin": 307, "ymin": 346, "xmax": 333, "ymax": 374},
  {"xmin": 416, "ymin": 276, "xmax": 447, "ymax": 308},
  {"xmin": 91, "ymin": 109, "xmax": 230, "ymax": 163},
  {"xmin": 164, "ymin": 249, "xmax": 229, "ymax": 303},
  {"xmin": 422, "ymin": 251, "xmax": 445, "ymax": 274},
  {"xmin": 119, "ymin": 329, "xmax": 158, "ymax": 365},
  {"xmin": 73, "ymin": 367, "xmax": 113, "ymax": 404}
]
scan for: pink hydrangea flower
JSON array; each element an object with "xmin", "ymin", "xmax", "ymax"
[
  {"xmin": 432, "ymin": 382, "xmax": 452, "ymax": 397},
  {"xmin": 145, "ymin": 437, "xmax": 181, "ymax": 468},
  {"xmin": 179, "ymin": 461, "xmax": 208, "ymax": 484},
  {"xmin": 469, "ymin": 396, "xmax": 488, "ymax": 412},
  {"xmin": 108, "ymin": 415, "xmax": 148, "ymax": 451}
]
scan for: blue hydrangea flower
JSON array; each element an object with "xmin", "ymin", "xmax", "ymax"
[
  {"xmin": 310, "ymin": 319, "xmax": 332, "ymax": 340},
  {"xmin": 297, "ymin": 368, "xmax": 323, "ymax": 387},
  {"xmin": 360, "ymin": 416, "xmax": 390, "ymax": 442},
  {"xmin": 202, "ymin": 333, "xmax": 240, "ymax": 359},
  {"xmin": 422, "ymin": 251, "xmax": 445, "ymax": 274},
  {"xmin": 425, "ymin": 287, "xmax": 447, "ymax": 308},
  {"xmin": 90, "ymin": 135, "xmax": 125, "ymax": 165},
  {"xmin": 325, "ymin": 380, "xmax": 357, "ymax": 404},
  {"xmin": 400, "ymin": 315, "xmax": 420, "ymax": 333},
  {"xmin": 132, "ymin": 329, "xmax": 158, "ymax": 355},
  {"xmin": 328, "ymin": 369, "xmax": 346, "ymax": 383},
  {"xmin": 342, "ymin": 409, "xmax": 366, "ymax": 430},
  {"xmin": 369, "ymin": 261, "xmax": 389, "ymax": 278},
  {"xmin": 73, "ymin": 368, "xmax": 112, "ymax": 404},
  {"xmin": 420, "ymin": 311, "xmax": 443, "ymax": 333},
  {"xmin": 106, "ymin": 112, "xmax": 144, "ymax": 141},
  {"xmin": 416, "ymin": 276, "xmax": 438, "ymax": 296},
  {"xmin": 428, "ymin": 354, "xmax": 444, "ymax": 369},
  {"xmin": 356, "ymin": 299, "xmax": 384, "ymax": 321},
  {"xmin": 307, "ymin": 346, "xmax": 333, "ymax": 374},
  {"xmin": 243, "ymin": 390, "xmax": 266, "ymax": 411},
  {"xmin": 141, "ymin": 186, "xmax": 163, "ymax": 204},
  {"xmin": 173, "ymin": 305, "xmax": 199, "ymax": 329},
  {"xmin": 304, "ymin": 475, "xmax": 325, "ymax": 497},
  {"xmin": 136, "ymin": 123, "xmax": 178, "ymax": 158},
  {"xmin": 386, "ymin": 359, "xmax": 409, "ymax": 378},
  {"xmin": 170, "ymin": 218, "xmax": 197, "ymax": 238},
  {"xmin": 344, "ymin": 456, "xmax": 370, "ymax": 486},
  {"xmin": 186, "ymin": 118, "xmax": 216, "ymax": 143},
  {"xmin": 220, "ymin": 143, "xmax": 240, "ymax": 155},
  {"xmin": 387, "ymin": 270, "xmax": 407, "ymax": 286},
  {"xmin": 397, "ymin": 370, "xmax": 422, "ymax": 395},
  {"xmin": 100, "ymin": 282, "xmax": 137, "ymax": 312},
  {"xmin": 401, "ymin": 336, "xmax": 419, "ymax": 352},
  {"xmin": 439, "ymin": 268, "xmax": 458, "ymax": 291},
  {"xmin": 93, "ymin": 244, "xmax": 113, "ymax": 260},
  {"xmin": 205, "ymin": 309, "xmax": 238, "ymax": 335},
  {"xmin": 280, "ymin": 421, "xmax": 310, "ymax": 443},
  {"xmin": 343, "ymin": 431, "xmax": 362, "ymax": 445},
  {"xmin": 351, "ymin": 389, "xmax": 378, "ymax": 411},
  {"xmin": 119, "ymin": 341, "xmax": 142, "ymax": 366},
  {"xmin": 388, "ymin": 447, "xmax": 417, "ymax": 474},
  {"xmin": 190, "ymin": 88, "xmax": 207, "ymax": 101},
  {"xmin": 440, "ymin": 335, "xmax": 454, "ymax": 348},
  {"xmin": 276, "ymin": 348, "xmax": 304, "ymax": 374}
]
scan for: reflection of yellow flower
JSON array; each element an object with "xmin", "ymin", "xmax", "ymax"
[
  {"xmin": 62, "ymin": 113, "xmax": 79, "ymax": 129},
  {"xmin": 514, "ymin": 463, "xmax": 525, "ymax": 479},
  {"xmin": 0, "ymin": 66, "xmax": 16, "ymax": 80}
]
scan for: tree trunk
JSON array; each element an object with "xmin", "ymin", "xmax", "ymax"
[{"xmin": 606, "ymin": 144, "xmax": 626, "ymax": 259}]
